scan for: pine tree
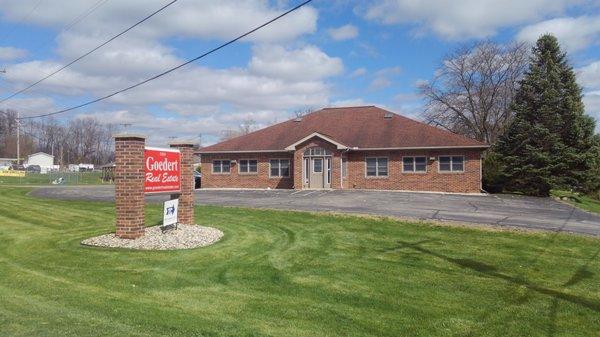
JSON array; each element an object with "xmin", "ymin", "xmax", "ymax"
[{"xmin": 494, "ymin": 34, "xmax": 597, "ymax": 197}]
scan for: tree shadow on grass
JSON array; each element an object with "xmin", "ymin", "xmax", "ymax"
[{"xmin": 391, "ymin": 239, "xmax": 599, "ymax": 312}]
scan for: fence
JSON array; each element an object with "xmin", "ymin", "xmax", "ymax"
[{"xmin": 0, "ymin": 171, "xmax": 111, "ymax": 186}]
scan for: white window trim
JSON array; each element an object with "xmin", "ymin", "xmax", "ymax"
[
  {"xmin": 269, "ymin": 158, "xmax": 291, "ymax": 178},
  {"xmin": 402, "ymin": 156, "xmax": 428, "ymax": 174},
  {"xmin": 238, "ymin": 159, "xmax": 258, "ymax": 175},
  {"xmin": 438, "ymin": 155, "xmax": 465, "ymax": 173},
  {"xmin": 365, "ymin": 156, "xmax": 389, "ymax": 178},
  {"xmin": 212, "ymin": 159, "xmax": 231, "ymax": 175}
]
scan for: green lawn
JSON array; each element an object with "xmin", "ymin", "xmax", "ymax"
[
  {"xmin": 552, "ymin": 190, "xmax": 600, "ymax": 214},
  {"xmin": 0, "ymin": 171, "xmax": 107, "ymax": 185},
  {"xmin": 0, "ymin": 187, "xmax": 598, "ymax": 337}
]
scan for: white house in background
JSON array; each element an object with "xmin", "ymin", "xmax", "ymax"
[{"xmin": 25, "ymin": 152, "xmax": 55, "ymax": 173}]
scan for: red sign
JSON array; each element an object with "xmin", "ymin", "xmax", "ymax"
[{"xmin": 144, "ymin": 147, "xmax": 181, "ymax": 194}]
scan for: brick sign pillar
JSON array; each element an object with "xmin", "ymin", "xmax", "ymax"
[
  {"xmin": 169, "ymin": 141, "xmax": 195, "ymax": 225},
  {"xmin": 114, "ymin": 134, "xmax": 146, "ymax": 239}
]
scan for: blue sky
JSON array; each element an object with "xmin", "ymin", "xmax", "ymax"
[{"xmin": 0, "ymin": 0, "xmax": 598, "ymax": 146}]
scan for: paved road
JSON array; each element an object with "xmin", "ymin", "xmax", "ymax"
[{"xmin": 30, "ymin": 186, "xmax": 600, "ymax": 236}]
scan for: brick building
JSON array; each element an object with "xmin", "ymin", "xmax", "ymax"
[{"xmin": 197, "ymin": 106, "xmax": 488, "ymax": 193}]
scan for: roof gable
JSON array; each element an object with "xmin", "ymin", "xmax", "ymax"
[
  {"xmin": 198, "ymin": 106, "xmax": 487, "ymax": 153},
  {"xmin": 284, "ymin": 132, "xmax": 348, "ymax": 151},
  {"xmin": 28, "ymin": 152, "xmax": 54, "ymax": 158}
]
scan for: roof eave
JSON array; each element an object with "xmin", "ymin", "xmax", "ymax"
[
  {"xmin": 196, "ymin": 149, "xmax": 293, "ymax": 154},
  {"xmin": 352, "ymin": 145, "xmax": 490, "ymax": 150}
]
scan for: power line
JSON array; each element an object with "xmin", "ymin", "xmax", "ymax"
[
  {"xmin": 0, "ymin": 0, "xmax": 44, "ymax": 44},
  {"xmin": 63, "ymin": 0, "xmax": 110, "ymax": 33},
  {"xmin": 18, "ymin": 0, "xmax": 314, "ymax": 121},
  {"xmin": 0, "ymin": 0, "xmax": 178, "ymax": 104},
  {"xmin": 0, "ymin": 0, "xmax": 111, "ymax": 116}
]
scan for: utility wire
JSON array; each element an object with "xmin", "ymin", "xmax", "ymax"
[
  {"xmin": 0, "ymin": 0, "xmax": 178, "ymax": 104},
  {"xmin": 0, "ymin": 0, "xmax": 44, "ymax": 44},
  {"xmin": 0, "ymin": 0, "xmax": 111, "ymax": 116},
  {"xmin": 18, "ymin": 0, "xmax": 313, "ymax": 120},
  {"xmin": 63, "ymin": 0, "xmax": 110, "ymax": 33}
]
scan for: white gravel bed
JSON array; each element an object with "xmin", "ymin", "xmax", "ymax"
[{"xmin": 81, "ymin": 224, "xmax": 223, "ymax": 250}]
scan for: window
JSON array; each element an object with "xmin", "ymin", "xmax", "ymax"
[
  {"xmin": 439, "ymin": 156, "xmax": 464, "ymax": 172},
  {"xmin": 270, "ymin": 159, "xmax": 290, "ymax": 177},
  {"xmin": 342, "ymin": 157, "xmax": 348, "ymax": 178},
  {"xmin": 313, "ymin": 158, "xmax": 323, "ymax": 172},
  {"xmin": 304, "ymin": 147, "xmax": 331, "ymax": 156},
  {"xmin": 403, "ymin": 156, "xmax": 427, "ymax": 173},
  {"xmin": 212, "ymin": 160, "xmax": 231, "ymax": 174},
  {"xmin": 239, "ymin": 159, "xmax": 258, "ymax": 174},
  {"xmin": 326, "ymin": 157, "xmax": 331, "ymax": 184},
  {"xmin": 366, "ymin": 157, "xmax": 388, "ymax": 177}
]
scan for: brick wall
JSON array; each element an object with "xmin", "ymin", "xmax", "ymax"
[
  {"xmin": 346, "ymin": 149, "xmax": 482, "ymax": 193},
  {"xmin": 114, "ymin": 135, "xmax": 145, "ymax": 239},
  {"xmin": 200, "ymin": 147, "xmax": 483, "ymax": 193},
  {"xmin": 201, "ymin": 152, "xmax": 294, "ymax": 189},
  {"xmin": 170, "ymin": 142, "xmax": 195, "ymax": 225}
]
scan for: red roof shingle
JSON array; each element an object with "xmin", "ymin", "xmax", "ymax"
[{"xmin": 198, "ymin": 106, "xmax": 487, "ymax": 153}]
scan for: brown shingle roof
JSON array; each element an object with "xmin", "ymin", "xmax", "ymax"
[{"xmin": 198, "ymin": 106, "xmax": 487, "ymax": 153}]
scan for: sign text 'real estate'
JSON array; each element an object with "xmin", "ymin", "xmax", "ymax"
[{"xmin": 144, "ymin": 147, "xmax": 181, "ymax": 193}]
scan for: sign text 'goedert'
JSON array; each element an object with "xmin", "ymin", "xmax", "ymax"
[{"xmin": 144, "ymin": 147, "xmax": 181, "ymax": 193}]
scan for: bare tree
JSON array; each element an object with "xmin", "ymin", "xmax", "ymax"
[
  {"xmin": 0, "ymin": 112, "xmax": 115, "ymax": 166},
  {"xmin": 220, "ymin": 118, "xmax": 258, "ymax": 141},
  {"xmin": 419, "ymin": 41, "xmax": 529, "ymax": 143},
  {"xmin": 294, "ymin": 107, "xmax": 314, "ymax": 119}
]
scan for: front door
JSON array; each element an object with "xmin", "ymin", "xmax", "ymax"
[{"xmin": 309, "ymin": 157, "xmax": 324, "ymax": 188}]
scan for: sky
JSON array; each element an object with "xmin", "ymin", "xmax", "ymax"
[{"xmin": 0, "ymin": 0, "xmax": 598, "ymax": 146}]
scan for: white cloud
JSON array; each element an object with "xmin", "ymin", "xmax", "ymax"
[
  {"xmin": 0, "ymin": 0, "xmax": 318, "ymax": 43},
  {"xmin": 583, "ymin": 90, "xmax": 600, "ymax": 123},
  {"xmin": 369, "ymin": 66, "xmax": 401, "ymax": 90},
  {"xmin": 249, "ymin": 44, "xmax": 343, "ymax": 81},
  {"xmin": 577, "ymin": 60, "xmax": 600, "ymax": 124},
  {"xmin": 0, "ymin": 1, "xmax": 340, "ymax": 142},
  {"xmin": 327, "ymin": 24, "xmax": 358, "ymax": 41},
  {"xmin": 365, "ymin": 0, "xmax": 573, "ymax": 39},
  {"xmin": 349, "ymin": 67, "xmax": 367, "ymax": 78},
  {"xmin": 578, "ymin": 61, "xmax": 600, "ymax": 89},
  {"xmin": 517, "ymin": 16, "xmax": 600, "ymax": 52},
  {"xmin": 0, "ymin": 46, "xmax": 27, "ymax": 61},
  {"xmin": 329, "ymin": 98, "xmax": 367, "ymax": 107}
]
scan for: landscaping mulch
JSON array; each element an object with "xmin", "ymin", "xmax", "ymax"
[{"xmin": 81, "ymin": 224, "xmax": 223, "ymax": 250}]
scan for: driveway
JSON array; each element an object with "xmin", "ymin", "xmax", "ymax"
[{"xmin": 30, "ymin": 186, "xmax": 600, "ymax": 236}]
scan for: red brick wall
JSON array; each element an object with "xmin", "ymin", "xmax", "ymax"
[
  {"xmin": 346, "ymin": 149, "xmax": 482, "ymax": 193},
  {"xmin": 170, "ymin": 143, "xmax": 195, "ymax": 225},
  {"xmin": 201, "ymin": 152, "xmax": 294, "ymax": 189},
  {"xmin": 114, "ymin": 135, "xmax": 145, "ymax": 239},
  {"xmin": 200, "ymin": 148, "xmax": 483, "ymax": 193}
]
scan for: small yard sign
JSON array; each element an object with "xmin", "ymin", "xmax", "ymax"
[
  {"xmin": 144, "ymin": 147, "xmax": 181, "ymax": 194},
  {"xmin": 163, "ymin": 198, "xmax": 179, "ymax": 227}
]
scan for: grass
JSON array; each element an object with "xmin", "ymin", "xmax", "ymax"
[
  {"xmin": 0, "ymin": 171, "xmax": 106, "ymax": 185},
  {"xmin": 551, "ymin": 190, "xmax": 600, "ymax": 214},
  {"xmin": 0, "ymin": 187, "xmax": 599, "ymax": 337}
]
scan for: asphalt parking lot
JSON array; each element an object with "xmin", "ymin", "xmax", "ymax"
[{"xmin": 31, "ymin": 186, "xmax": 600, "ymax": 235}]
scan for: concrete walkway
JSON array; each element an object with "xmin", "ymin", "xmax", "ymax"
[{"xmin": 30, "ymin": 186, "xmax": 600, "ymax": 236}]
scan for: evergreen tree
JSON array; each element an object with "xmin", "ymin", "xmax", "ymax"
[{"xmin": 494, "ymin": 34, "xmax": 597, "ymax": 197}]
